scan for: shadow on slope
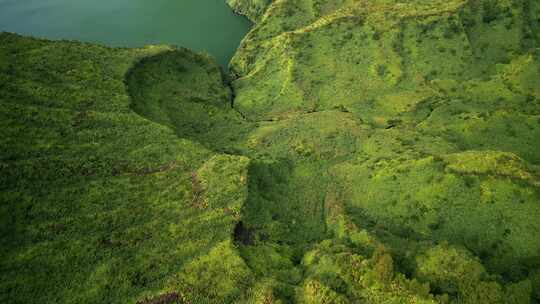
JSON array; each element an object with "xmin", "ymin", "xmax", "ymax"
[
  {"xmin": 233, "ymin": 158, "xmax": 331, "ymax": 300},
  {"xmin": 126, "ymin": 49, "xmax": 251, "ymax": 153},
  {"xmin": 125, "ymin": 49, "xmax": 335, "ymax": 300}
]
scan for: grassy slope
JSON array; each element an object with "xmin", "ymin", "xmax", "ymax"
[
  {"xmin": 0, "ymin": 34, "xmax": 253, "ymax": 303},
  {"xmin": 1, "ymin": 0, "xmax": 540, "ymax": 303},
  {"xmin": 228, "ymin": 0, "xmax": 540, "ymax": 302}
]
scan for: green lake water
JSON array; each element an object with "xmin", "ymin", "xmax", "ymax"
[{"xmin": 0, "ymin": 0, "xmax": 251, "ymax": 66}]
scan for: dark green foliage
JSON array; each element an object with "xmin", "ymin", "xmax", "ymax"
[
  {"xmin": 483, "ymin": 0, "xmax": 503, "ymax": 24},
  {"xmin": 126, "ymin": 49, "xmax": 252, "ymax": 153},
  {"xmin": 1, "ymin": 0, "xmax": 540, "ymax": 302},
  {"xmin": 0, "ymin": 33, "xmax": 250, "ymax": 304}
]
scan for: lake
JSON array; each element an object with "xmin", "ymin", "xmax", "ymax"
[{"xmin": 0, "ymin": 0, "xmax": 251, "ymax": 66}]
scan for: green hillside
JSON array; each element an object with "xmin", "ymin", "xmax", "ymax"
[{"xmin": 1, "ymin": 0, "xmax": 539, "ymax": 303}]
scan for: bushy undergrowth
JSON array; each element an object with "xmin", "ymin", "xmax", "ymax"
[
  {"xmin": 1, "ymin": 0, "xmax": 539, "ymax": 303},
  {"xmin": 0, "ymin": 34, "xmax": 250, "ymax": 303}
]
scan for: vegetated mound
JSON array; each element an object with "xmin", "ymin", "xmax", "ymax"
[
  {"xmin": 1, "ymin": 0, "xmax": 540, "ymax": 303},
  {"xmin": 126, "ymin": 48, "xmax": 249, "ymax": 153},
  {"xmin": 0, "ymin": 33, "xmax": 253, "ymax": 303}
]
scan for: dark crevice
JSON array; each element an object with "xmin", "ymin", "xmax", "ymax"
[
  {"xmin": 233, "ymin": 221, "xmax": 255, "ymax": 245},
  {"xmin": 226, "ymin": 80, "xmax": 253, "ymax": 123},
  {"xmin": 125, "ymin": 50, "xmax": 333, "ymax": 296}
]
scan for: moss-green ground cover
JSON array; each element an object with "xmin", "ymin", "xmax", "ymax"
[{"xmin": 1, "ymin": 0, "xmax": 540, "ymax": 303}]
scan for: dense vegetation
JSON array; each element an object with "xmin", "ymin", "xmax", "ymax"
[{"xmin": 1, "ymin": 0, "xmax": 539, "ymax": 303}]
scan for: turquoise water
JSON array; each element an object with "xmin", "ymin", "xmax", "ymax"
[{"xmin": 0, "ymin": 0, "xmax": 251, "ymax": 66}]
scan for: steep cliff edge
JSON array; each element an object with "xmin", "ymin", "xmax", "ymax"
[
  {"xmin": 227, "ymin": 0, "xmax": 272, "ymax": 22},
  {"xmin": 1, "ymin": 0, "xmax": 539, "ymax": 302}
]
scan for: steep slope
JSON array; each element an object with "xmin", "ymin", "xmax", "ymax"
[
  {"xmin": 227, "ymin": 0, "xmax": 540, "ymax": 302},
  {"xmin": 0, "ymin": 34, "xmax": 253, "ymax": 303},
  {"xmin": 1, "ymin": 0, "xmax": 539, "ymax": 303},
  {"xmin": 227, "ymin": 0, "xmax": 272, "ymax": 22}
]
